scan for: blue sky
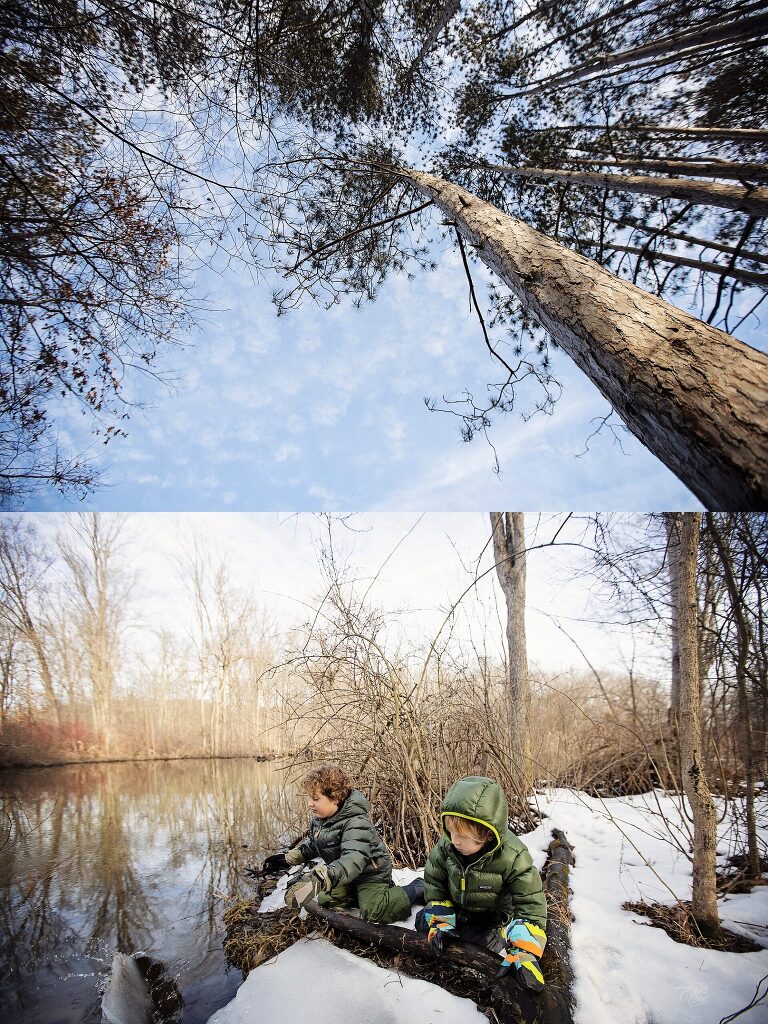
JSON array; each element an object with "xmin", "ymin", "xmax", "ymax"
[{"xmin": 33, "ymin": 227, "xmax": 717, "ymax": 512}]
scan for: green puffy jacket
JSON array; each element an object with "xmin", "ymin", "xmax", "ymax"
[
  {"xmin": 424, "ymin": 776, "xmax": 547, "ymax": 930},
  {"xmin": 297, "ymin": 789, "xmax": 394, "ymax": 888}
]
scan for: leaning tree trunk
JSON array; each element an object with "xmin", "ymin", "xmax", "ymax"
[
  {"xmin": 499, "ymin": 12, "xmax": 768, "ymax": 98},
  {"xmin": 484, "ymin": 165, "xmax": 768, "ymax": 216},
  {"xmin": 406, "ymin": 0, "xmax": 461, "ymax": 80},
  {"xmin": 571, "ymin": 158, "xmax": 768, "ymax": 184},
  {"xmin": 599, "ymin": 245, "xmax": 768, "ymax": 290},
  {"xmin": 403, "ymin": 170, "xmax": 768, "ymax": 509},
  {"xmin": 673, "ymin": 512, "xmax": 721, "ymax": 938},
  {"xmin": 490, "ymin": 512, "xmax": 532, "ymax": 793}
]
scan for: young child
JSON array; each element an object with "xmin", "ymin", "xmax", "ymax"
[
  {"xmin": 270, "ymin": 763, "xmax": 424, "ymax": 924},
  {"xmin": 417, "ymin": 775, "xmax": 548, "ymax": 992}
]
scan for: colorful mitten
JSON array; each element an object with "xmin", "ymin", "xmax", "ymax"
[
  {"xmin": 497, "ymin": 919, "xmax": 547, "ymax": 991},
  {"xmin": 284, "ymin": 865, "xmax": 333, "ymax": 909},
  {"xmin": 423, "ymin": 901, "xmax": 457, "ymax": 957}
]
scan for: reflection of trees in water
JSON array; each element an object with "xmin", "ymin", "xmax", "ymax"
[
  {"xmin": 194, "ymin": 760, "xmax": 304, "ymax": 932},
  {"xmin": 0, "ymin": 758, "xmax": 302, "ymax": 990},
  {"xmin": 0, "ymin": 797, "xmax": 78, "ymax": 994},
  {"xmin": 81, "ymin": 787, "xmax": 156, "ymax": 952}
]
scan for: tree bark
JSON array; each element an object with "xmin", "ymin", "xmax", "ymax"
[
  {"xmin": 490, "ymin": 512, "xmax": 532, "ymax": 792},
  {"xmin": 404, "ymin": 169, "xmax": 768, "ymax": 509},
  {"xmin": 483, "ymin": 164, "xmax": 768, "ymax": 216},
  {"xmin": 673, "ymin": 512, "xmax": 721, "ymax": 937}
]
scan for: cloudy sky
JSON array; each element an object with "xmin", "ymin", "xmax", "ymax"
[{"xmin": 33, "ymin": 228, "xmax": 719, "ymax": 512}]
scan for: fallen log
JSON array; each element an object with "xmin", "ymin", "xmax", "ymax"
[{"xmin": 304, "ymin": 828, "xmax": 576, "ymax": 1024}]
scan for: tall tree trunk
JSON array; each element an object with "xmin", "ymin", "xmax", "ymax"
[
  {"xmin": 631, "ymin": 126, "xmax": 768, "ymax": 142},
  {"xmin": 610, "ymin": 219, "xmax": 768, "ymax": 268},
  {"xmin": 490, "ymin": 512, "xmax": 532, "ymax": 792},
  {"xmin": 404, "ymin": 169, "xmax": 768, "ymax": 508},
  {"xmin": 673, "ymin": 512, "xmax": 721, "ymax": 938},
  {"xmin": 483, "ymin": 164, "xmax": 768, "ymax": 216},
  {"xmin": 524, "ymin": 126, "xmax": 768, "ymax": 142},
  {"xmin": 406, "ymin": 0, "xmax": 461, "ymax": 80}
]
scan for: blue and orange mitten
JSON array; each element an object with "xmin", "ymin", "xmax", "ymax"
[
  {"xmin": 497, "ymin": 919, "xmax": 546, "ymax": 992},
  {"xmin": 423, "ymin": 901, "xmax": 457, "ymax": 957}
]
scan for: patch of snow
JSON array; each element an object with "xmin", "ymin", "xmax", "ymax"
[
  {"xmin": 225, "ymin": 788, "xmax": 768, "ymax": 1024},
  {"xmin": 206, "ymin": 937, "xmax": 487, "ymax": 1024}
]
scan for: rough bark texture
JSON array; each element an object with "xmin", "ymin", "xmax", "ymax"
[
  {"xmin": 674, "ymin": 512, "xmax": 721, "ymax": 936},
  {"xmin": 486, "ymin": 165, "xmax": 768, "ymax": 216},
  {"xmin": 404, "ymin": 169, "xmax": 768, "ymax": 509},
  {"xmin": 490, "ymin": 512, "xmax": 532, "ymax": 790}
]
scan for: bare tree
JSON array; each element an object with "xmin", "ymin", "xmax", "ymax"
[
  {"xmin": 58, "ymin": 514, "xmax": 131, "ymax": 756},
  {"xmin": 671, "ymin": 511, "xmax": 721, "ymax": 936},
  {"xmin": 664, "ymin": 515, "xmax": 682, "ymax": 722},
  {"xmin": 0, "ymin": 517, "xmax": 61, "ymax": 725},
  {"xmin": 490, "ymin": 512, "xmax": 532, "ymax": 792},
  {"xmin": 708, "ymin": 513, "xmax": 762, "ymax": 879}
]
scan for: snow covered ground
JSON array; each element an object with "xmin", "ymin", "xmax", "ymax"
[{"xmin": 212, "ymin": 788, "xmax": 768, "ymax": 1024}]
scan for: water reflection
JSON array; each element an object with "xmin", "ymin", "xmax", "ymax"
[{"xmin": 0, "ymin": 759, "xmax": 301, "ymax": 1024}]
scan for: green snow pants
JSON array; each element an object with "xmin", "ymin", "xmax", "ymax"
[{"xmin": 317, "ymin": 878, "xmax": 411, "ymax": 924}]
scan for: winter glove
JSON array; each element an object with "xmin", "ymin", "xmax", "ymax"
[
  {"xmin": 423, "ymin": 901, "xmax": 457, "ymax": 958},
  {"xmin": 261, "ymin": 853, "xmax": 289, "ymax": 875},
  {"xmin": 262, "ymin": 847, "xmax": 305, "ymax": 876},
  {"xmin": 284, "ymin": 865, "xmax": 334, "ymax": 909},
  {"xmin": 497, "ymin": 919, "xmax": 547, "ymax": 992}
]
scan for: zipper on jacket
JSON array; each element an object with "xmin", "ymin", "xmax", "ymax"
[{"xmin": 457, "ymin": 850, "xmax": 493, "ymax": 907}]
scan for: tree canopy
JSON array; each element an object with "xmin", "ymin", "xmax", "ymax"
[{"xmin": 2, "ymin": 0, "xmax": 766, "ymax": 505}]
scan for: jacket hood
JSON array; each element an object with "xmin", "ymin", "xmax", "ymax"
[
  {"xmin": 330, "ymin": 788, "xmax": 370, "ymax": 820},
  {"xmin": 440, "ymin": 776, "xmax": 509, "ymax": 852}
]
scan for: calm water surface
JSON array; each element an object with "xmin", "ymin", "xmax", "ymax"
[{"xmin": 0, "ymin": 758, "xmax": 300, "ymax": 1024}]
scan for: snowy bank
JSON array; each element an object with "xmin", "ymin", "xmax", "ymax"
[
  {"xmin": 521, "ymin": 788, "xmax": 768, "ymax": 1024},
  {"xmin": 212, "ymin": 788, "xmax": 767, "ymax": 1024}
]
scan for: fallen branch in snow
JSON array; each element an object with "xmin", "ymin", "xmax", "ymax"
[{"xmin": 305, "ymin": 829, "xmax": 576, "ymax": 1024}]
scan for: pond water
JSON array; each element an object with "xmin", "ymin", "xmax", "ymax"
[{"xmin": 0, "ymin": 758, "xmax": 301, "ymax": 1024}]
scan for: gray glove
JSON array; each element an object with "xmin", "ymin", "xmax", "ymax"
[
  {"xmin": 285, "ymin": 847, "xmax": 305, "ymax": 866},
  {"xmin": 284, "ymin": 864, "xmax": 333, "ymax": 909}
]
